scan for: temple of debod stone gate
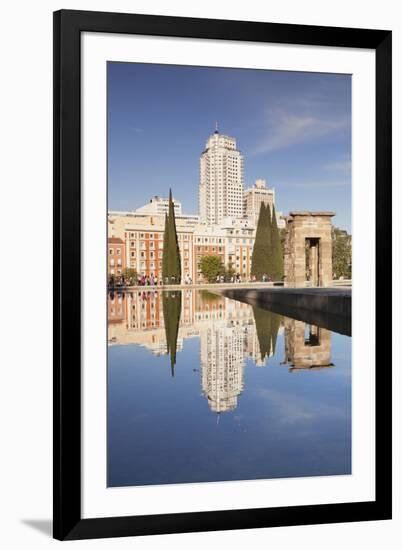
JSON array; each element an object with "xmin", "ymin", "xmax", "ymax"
[
  {"xmin": 283, "ymin": 318, "xmax": 333, "ymax": 371},
  {"xmin": 284, "ymin": 211, "xmax": 335, "ymax": 288}
]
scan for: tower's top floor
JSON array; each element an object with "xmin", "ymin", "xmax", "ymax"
[{"xmin": 203, "ymin": 130, "xmax": 238, "ymax": 153}]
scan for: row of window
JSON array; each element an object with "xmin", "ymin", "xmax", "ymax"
[
  {"xmin": 109, "ymin": 259, "xmax": 122, "ymax": 266},
  {"xmin": 196, "ymin": 237, "xmax": 223, "ymax": 244},
  {"xmin": 128, "ymin": 232, "xmax": 190, "ymax": 241},
  {"xmin": 196, "ymin": 246, "xmax": 223, "ymax": 253}
]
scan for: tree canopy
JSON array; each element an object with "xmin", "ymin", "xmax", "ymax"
[
  {"xmin": 251, "ymin": 203, "xmax": 284, "ymax": 281},
  {"xmin": 163, "ymin": 290, "xmax": 182, "ymax": 376},
  {"xmin": 270, "ymin": 205, "xmax": 284, "ymax": 280},
  {"xmin": 251, "ymin": 203, "xmax": 270, "ymax": 279},
  {"xmin": 332, "ymin": 227, "xmax": 352, "ymax": 279},
  {"xmin": 199, "ymin": 255, "xmax": 224, "ymax": 283},
  {"xmin": 252, "ymin": 306, "xmax": 282, "ymax": 364},
  {"xmin": 162, "ymin": 189, "xmax": 182, "ymax": 283}
]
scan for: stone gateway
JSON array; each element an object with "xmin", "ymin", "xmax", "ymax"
[{"xmin": 284, "ymin": 212, "xmax": 334, "ymax": 288}]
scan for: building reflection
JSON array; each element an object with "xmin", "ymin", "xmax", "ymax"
[
  {"xmin": 108, "ymin": 291, "xmax": 333, "ymax": 413},
  {"xmin": 282, "ymin": 318, "xmax": 334, "ymax": 371}
]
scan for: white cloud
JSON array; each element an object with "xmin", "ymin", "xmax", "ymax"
[
  {"xmin": 129, "ymin": 125, "xmax": 144, "ymax": 133},
  {"xmin": 323, "ymin": 159, "xmax": 351, "ymax": 172},
  {"xmin": 252, "ymin": 108, "xmax": 349, "ymax": 155},
  {"xmin": 279, "ymin": 180, "xmax": 350, "ymax": 189}
]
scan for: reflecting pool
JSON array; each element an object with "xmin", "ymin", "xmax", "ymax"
[{"xmin": 107, "ymin": 289, "xmax": 351, "ymax": 487}]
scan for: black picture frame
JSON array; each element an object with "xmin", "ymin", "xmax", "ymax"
[{"xmin": 53, "ymin": 9, "xmax": 392, "ymax": 541}]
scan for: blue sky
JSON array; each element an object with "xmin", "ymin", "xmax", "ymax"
[{"xmin": 108, "ymin": 62, "xmax": 351, "ymax": 231}]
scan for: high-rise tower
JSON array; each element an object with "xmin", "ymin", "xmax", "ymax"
[{"xmin": 199, "ymin": 126, "xmax": 244, "ymax": 224}]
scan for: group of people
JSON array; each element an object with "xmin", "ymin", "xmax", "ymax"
[
  {"xmin": 135, "ymin": 274, "xmax": 185, "ymax": 286},
  {"xmin": 109, "ymin": 272, "xmax": 275, "ymax": 288},
  {"xmin": 259, "ymin": 274, "xmax": 273, "ymax": 282},
  {"xmin": 137, "ymin": 274, "xmax": 160, "ymax": 286},
  {"xmin": 215, "ymin": 274, "xmax": 244, "ymax": 283}
]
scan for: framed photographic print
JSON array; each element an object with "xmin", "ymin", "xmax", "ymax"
[{"xmin": 53, "ymin": 9, "xmax": 392, "ymax": 540}]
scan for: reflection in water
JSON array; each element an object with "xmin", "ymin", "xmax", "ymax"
[
  {"xmin": 253, "ymin": 307, "xmax": 282, "ymax": 363},
  {"xmin": 108, "ymin": 290, "xmax": 335, "ymax": 413},
  {"xmin": 108, "ymin": 289, "xmax": 350, "ymax": 486},
  {"xmin": 162, "ymin": 291, "xmax": 182, "ymax": 376},
  {"xmin": 282, "ymin": 318, "xmax": 333, "ymax": 372}
]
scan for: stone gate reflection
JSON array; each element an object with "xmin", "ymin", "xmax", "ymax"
[
  {"xmin": 108, "ymin": 290, "xmax": 334, "ymax": 413},
  {"xmin": 282, "ymin": 318, "xmax": 333, "ymax": 372}
]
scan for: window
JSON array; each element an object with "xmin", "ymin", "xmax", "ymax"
[
  {"xmin": 109, "ymin": 249, "xmax": 113, "ymax": 255},
  {"xmin": 116, "ymin": 248, "xmax": 121, "ymax": 255}
]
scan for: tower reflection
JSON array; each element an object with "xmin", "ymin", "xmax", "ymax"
[{"xmin": 107, "ymin": 290, "xmax": 334, "ymax": 413}]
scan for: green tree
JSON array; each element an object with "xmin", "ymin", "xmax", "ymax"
[
  {"xmin": 199, "ymin": 255, "xmax": 224, "ymax": 283},
  {"xmin": 224, "ymin": 265, "xmax": 236, "ymax": 280},
  {"xmin": 251, "ymin": 203, "xmax": 270, "ymax": 279},
  {"xmin": 332, "ymin": 227, "xmax": 352, "ymax": 279},
  {"xmin": 121, "ymin": 267, "xmax": 137, "ymax": 285},
  {"xmin": 266, "ymin": 203, "xmax": 273, "ymax": 272},
  {"xmin": 269, "ymin": 206, "xmax": 284, "ymax": 281},
  {"xmin": 253, "ymin": 306, "xmax": 272, "ymax": 360},
  {"xmin": 162, "ymin": 291, "xmax": 182, "ymax": 376},
  {"xmin": 162, "ymin": 189, "xmax": 182, "ymax": 283},
  {"xmin": 252, "ymin": 306, "xmax": 282, "ymax": 363},
  {"xmin": 162, "ymin": 213, "xmax": 169, "ymax": 278},
  {"xmin": 269, "ymin": 311, "xmax": 282, "ymax": 355}
]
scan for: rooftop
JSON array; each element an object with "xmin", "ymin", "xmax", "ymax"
[{"xmin": 289, "ymin": 211, "xmax": 335, "ymax": 217}]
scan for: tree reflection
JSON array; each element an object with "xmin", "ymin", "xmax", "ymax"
[
  {"xmin": 252, "ymin": 307, "xmax": 282, "ymax": 363},
  {"xmin": 162, "ymin": 291, "xmax": 182, "ymax": 376}
]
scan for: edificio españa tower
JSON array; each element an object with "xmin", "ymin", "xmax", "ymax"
[{"xmin": 199, "ymin": 125, "xmax": 244, "ymax": 225}]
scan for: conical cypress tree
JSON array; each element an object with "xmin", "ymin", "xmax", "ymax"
[
  {"xmin": 253, "ymin": 306, "xmax": 272, "ymax": 361},
  {"xmin": 252, "ymin": 307, "xmax": 282, "ymax": 363},
  {"xmin": 270, "ymin": 311, "xmax": 282, "ymax": 355},
  {"xmin": 270, "ymin": 206, "xmax": 284, "ymax": 281},
  {"xmin": 163, "ymin": 189, "xmax": 182, "ymax": 284},
  {"xmin": 265, "ymin": 204, "xmax": 273, "ymax": 278},
  {"xmin": 251, "ymin": 203, "xmax": 270, "ymax": 280},
  {"xmin": 163, "ymin": 291, "xmax": 182, "ymax": 376},
  {"xmin": 162, "ymin": 213, "xmax": 169, "ymax": 281}
]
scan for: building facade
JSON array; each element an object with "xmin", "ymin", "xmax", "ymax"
[
  {"xmin": 108, "ymin": 200, "xmax": 256, "ymax": 282},
  {"xmin": 134, "ymin": 195, "xmax": 182, "ymax": 217},
  {"xmin": 108, "ymin": 237, "xmax": 126, "ymax": 276},
  {"xmin": 199, "ymin": 128, "xmax": 244, "ymax": 225},
  {"xmin": 244, "ymin": 178, "xmax": 286, "ymax": 229},
  {"xmin": 244, "ymin": 179, "xmax": 275, "ymax": 225},
  {"xmin": 108, "ymin": 208, "xmax": 197, "ymax": 282},
  {"xmin": 108, "ymin": 290, "xmax": 268, "ymax": 413}
]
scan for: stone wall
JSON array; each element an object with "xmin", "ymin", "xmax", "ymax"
[
  {"xmin": 284, "ymin": 212, "xmax": 334, "ymax": 287},
  {"xmin": 284, "ymin": 319, "xmax": 333, "ymax": 370}
]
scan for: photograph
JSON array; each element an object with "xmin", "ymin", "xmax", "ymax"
[{"xmin": 106, "ymin": 62, "xmax": 352, "ymax": 488}]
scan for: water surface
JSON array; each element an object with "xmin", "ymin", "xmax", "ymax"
[{"xmin": 107, "ymin": 289, "xmax": 351, "ymax": 487}]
